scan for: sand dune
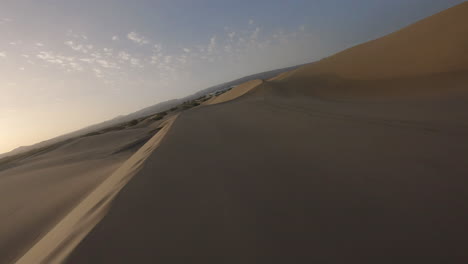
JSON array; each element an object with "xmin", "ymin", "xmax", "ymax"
[
  {"xmin": 66, "ymin": 2, "xmax": 468, "ymax": 263},
  {"xmin": 15, "ymin": 115, "xmax": 178, "ymax": 264},
  {"xmin": 0, "ymin": 115, "xmax": 173, "ymax": 263},
  {"xmin": 4, "ymin": 2, "xmax": 468, "ymax": 264},
  {"xmin": 68, "ymin": 82, "xmax": 468, "ymax": 264},
  {"xmin": 268, "ymin": 2, "xmax": 468, "ymax": 101},
  {"xmin": 285, "ymin": 1, "xmax": 468, "ymax": 81}
]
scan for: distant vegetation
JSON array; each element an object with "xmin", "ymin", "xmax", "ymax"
[
  {"xmin": 214, "ymin": 87, "xmax": 232, "ymax": 96},
  {"xmin": 180, "ymin": 94, "xmax": 215, "ymax": 110},
  {"xmin": 82, "ymin": 118, "xmax": 142, "ymax": 138},
  {"xmin": 128, "ymin": 119, "xmax": 139, "ymax": 126},
  {"xmin": 151, "ymin": 111, "xmax": 167, "ymax": 121},
  {"xmin": 182, "ymin": 101, "xmax": 200, "ymax": 110}
]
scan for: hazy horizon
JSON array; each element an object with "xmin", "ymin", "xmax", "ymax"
[{"xmin": 1, "ymin": 0, "xmax": 464, "ymax": 154}]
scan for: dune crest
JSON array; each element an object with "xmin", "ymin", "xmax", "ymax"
[{"xmin": 205, "ymin": 79, "xmax": 264, "ymax": 105}]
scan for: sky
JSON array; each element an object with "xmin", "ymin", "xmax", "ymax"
[{"xmin": 0, "ymin": 0, "xmax": 465, "ymax": 154}]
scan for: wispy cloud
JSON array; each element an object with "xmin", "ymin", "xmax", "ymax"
[
  {"xmin": 130, "ymin": 58, "xmax": 143, "ymax": 68},
  {"xmin": 64, "ymin": 40, "xmax": 92, "ymax": 54},
  {"xmin": 127, "ymin": 32, "xmax": 149, "ymax": 45},
  {"xmin": 0, "ymin": 18, "xmax": 12, "ymax": 24},
  {"xmin": 37, "ymin": 51, "xmax": 73, "ymax": 65},
  {"xmin": 116, "ymin": 51, "xmax": 143, "ymax": 68},
  {"xmin": 103, "ymin": 48, "xmax": 113, "ymax": 56},
  {"xmin": 66, "ymin": 30, "xmax": 88, "ymax": 40},
  {"xmin": 249, "ymin": 19, "xmax": 254, "ymax": 25},
  {"xmin": 207, "ymin": 36, "xmax": 216, "ymax": 54},
  {"xmin": 250, "ymin": 27, "xmax": 260, "ymax": 41},
  {"xmin": 96, "ymin": 59, "xmax": 119, "ymax": 69},
  {"xmin": 0, "ymin": 52, "xmax": 6, "ymax": 58},
  {"xmin": 112, "ymin": 35, "xmax": 119, "ymax": 41},
  {"xmin": 36, "ymin": 51, "xmax": 85, "ymax": 72},
  {"xmin": 118, "ymin": 51, "xmax": 131, "ymax": 61},
  {"xmin": 93, "ymin": 68, "xmax": 103, "ymax": 78}
]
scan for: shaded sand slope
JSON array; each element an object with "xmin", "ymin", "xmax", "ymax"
[
  {"xmin": 267, "ymin": 71, "xmax": 468, "ymax": 100},
  {"xmin": 285, "ymin": 1, "xmax": 468, "ymax": 81},
  {"xmin": 0, "ymin": 117, "xmax": 165, "ymax": 264},
  {"xmin": 68, "ymin": 81, "xmax": 468, "ymax": 263}
]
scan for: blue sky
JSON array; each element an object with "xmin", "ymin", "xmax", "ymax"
[{"xmin": 0, "ymin": 0, "xmax": 465, "ymax": 153}]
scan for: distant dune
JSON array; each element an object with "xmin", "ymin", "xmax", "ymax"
[
  {"xmin": 289, "ymin": 1, "xmax": 468, "ymax": 81},
  {"xmin": 265, "ymin": 2, "xmax": 468, "ymax": 100}
]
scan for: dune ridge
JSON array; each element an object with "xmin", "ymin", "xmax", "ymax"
[
  {"xmin": 205, "ymin": 79, "xmax": 264, "ymax": 105},
  {"xmin": 14, "ymin": 115, "xmax": 178, "ymax": 264}
]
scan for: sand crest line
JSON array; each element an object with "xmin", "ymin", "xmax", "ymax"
[
  {"xmin": 203, "ymin": 79, "xmax": 264, "ymax": 105},
  {"xmin": 15, "ymin": 115, "xmax": 179, "ymax": 264}
]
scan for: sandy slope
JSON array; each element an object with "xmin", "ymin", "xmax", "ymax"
[
  {"xmin": 68, "ymin": 82, "xmax": 468, "ymax": 263},
  {"xmin": 285, "ymin": 1, "xmax": 468, "ymax": 81},
  {"xmin": 15, "ymin": 115, "xmax": 178, "ymax": 264},
  {"xmin": 0, "ymin": 117, "xmax": 168, "ymax": 263},
  {"xmin": 0, "ymin": 159, "xmax": 122, "ymax": 264}
]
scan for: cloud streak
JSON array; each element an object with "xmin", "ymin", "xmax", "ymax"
[
  {"xmin": 0, "ymin": 18, "xmax": 12, "ymax": 24},
  {"xmin": 127, "ymin": 32, "xmax": 149, "ymax": 45}
]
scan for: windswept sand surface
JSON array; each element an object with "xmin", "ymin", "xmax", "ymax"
[
  {"xmin": 68, "ymin": 79, "xmax": 468, "ymax": 263},
  {"xmin": 0, "ymin": 118, "xmax": 167, "ymax": 263}
]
